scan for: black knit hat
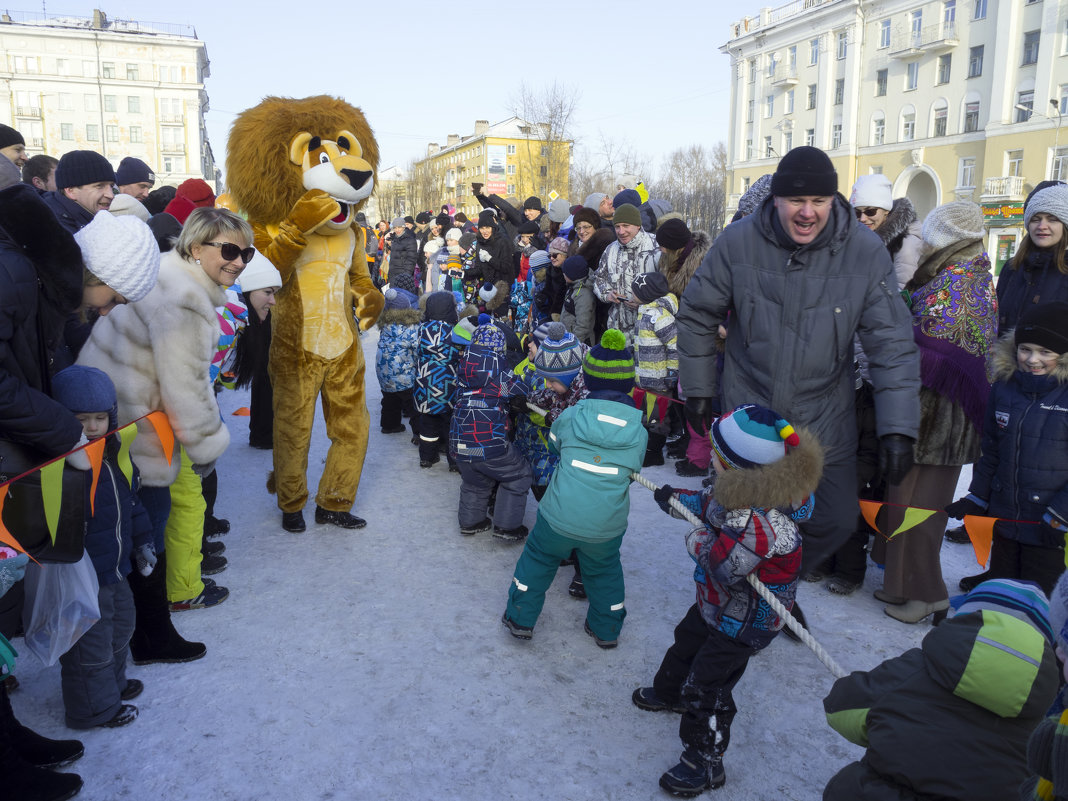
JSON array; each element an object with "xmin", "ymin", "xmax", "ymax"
[
  {"xmin": 424, "ymin": 290, "xmax": 458, "ymax": 324},
  {"xmin": 656, "ymin": 218, "xmax": 691, "ymax": 249},
  {"xmin": 403, "ymin": 215, "xmax": 415, "ymax": 225},
  {"xmin": 524, "ymin": 196, "xmax": 542, "ymax": 211},
  {"xmin": 631, "ymin": 271, "xmax": 669, "ymax": 304},
  {"xmin": 0, "ymin": 124, "xmax": 25, "ymax": 150},
  {"xmin": 55, "ymin": 150, "xmax": 115, "ymax": 190},
  {"xmin": 477, "ymin": 210, "xmax": 496, "ymax": 228},
  {"xmin": 115, "ymin": 157, "xmax": 154, "ymax": 186},
  {"xmin": 1016, "ymin": 302, "xmax": 1068, "ymax": 355},
  {"xmin": 770, "ymin": 146, "xmax": 837, "ymax": 197},
  {"xmin": 517, "ymin": 220, "xmax": 539, "ymax": 235},
  {"xmin": 582, "ymin": 329, "xmax": 635, "ymax": 393},
  {"xmin": 561, "ymin": 255, "xmax": 589, "ymax": 281}
]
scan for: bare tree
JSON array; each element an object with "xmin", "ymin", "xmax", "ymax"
[
  {"xmin": 509, "ymin": 81, "xmax": 578, "ymax": 201},
  {"xmin": 570, "ymin": 132, "xmax": 653, "ymax": 204},
  {"xmin": 405, "ymin": 156, "xmax": 439, "ymax": 218},
  {"xmin": 647, "ymin": 142, "xmax": 727, "ymax": 237}
]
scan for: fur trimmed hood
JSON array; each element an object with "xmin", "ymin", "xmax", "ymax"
[
  {"xmin": 989, "ymin": 330, "xmax": 1068, "ymax": 384},
  {"xmin": 662, "ymin": 230, "xmax": 712, "ymax": 299},
  {"xmin": 483, "ymin": 280, "xmax": 511, "ymax": 312},
  {"xmin": 875, "ymin": 197, "xmax": 917, "ymax": 252},
  {"xmin": 376, "ymin": 306, "xmax": 421, "ymax": 329},
  {"xmin": 712, "ymin": 425, "xmax": 824, "ymax": 511}
]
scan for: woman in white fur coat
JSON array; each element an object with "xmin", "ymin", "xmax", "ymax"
[{"xmin": 78, "ymin": 208, "xmax": 253, "ymax": 646}]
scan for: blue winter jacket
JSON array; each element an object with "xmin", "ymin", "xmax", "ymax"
[
  {"xmin": 414, "ymin": 320, "xmax": 459, "ymax": 414},
  {"xmin": 968, "ymin": 337, "xmax": 1068, "ymax": 547},
  {"xmin": 85, "ymin": 445, "xmax": 154, "ymax": 585},
  {"xmin": 996, "ymin": 249, "xmax": 1068, "ymax": 333},
  {"xmin": 375, "ymin": 307, "xmax": 421, "ymax": 393},
  {"xmin": 449, "ymin": 345, "xmax": 527, "ymax": 461}
]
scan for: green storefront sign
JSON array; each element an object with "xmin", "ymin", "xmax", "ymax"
[{"xmin": 982, "ymin": 203, "xmax": 1024, "ymax": 224}]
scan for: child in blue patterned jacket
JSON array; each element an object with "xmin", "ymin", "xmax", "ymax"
[
  {"xmin": 415, "ymin": 291, "xmax": 462, "ymax": 468},
  {"xmin": 375, "ymin": 287, "xmax": 421, "ymax": 438}
]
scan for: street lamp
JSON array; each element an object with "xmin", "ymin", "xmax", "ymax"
[{"xmin": 1014, "ymin": 100, "xmax": 1063, "ymax": 179}]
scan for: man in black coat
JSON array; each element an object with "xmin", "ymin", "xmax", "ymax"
[{"xmin": 41, "ymin": 150, "xmax": 115, "ymax": 233}]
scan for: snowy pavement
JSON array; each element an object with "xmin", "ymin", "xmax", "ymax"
[{"xmin": 14, "ymin": 330, "xmax": 978, "ymax": 800}]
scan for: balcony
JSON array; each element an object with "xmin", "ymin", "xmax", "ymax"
[
  {"xmin": 15, "ymin": 106, "xmax": 41, "ymax": 118},
  {"xmin": 889, "ymin": 22, "xmax": 959, "ymax": 59},
  {"xmin": 980, "ymin": 176, "xmax": 1026, "ymax": 201},
  {"xmin": 770, "ymin": 67, "xmax": 799, "ymax": 87},
  {"xmin": 30, "ymin": 137, "xmax": 43, "ymax": 148},
  {"xmin": 160, "ymin": 115, "xmax": 184, "ymax": 124},
  {"xmin": 161, "ymin": 144, "xmax": 186, "ymax": 154}
]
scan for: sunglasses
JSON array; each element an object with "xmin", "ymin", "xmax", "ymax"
[
  {"xmin": 854, "ymin": 207, "xmax": 882, "ymax": 219},
  {"xmin": 205, "ymin": 242, "xmax": 255, "ymax": 263},
  {"xmin": 550, "ymin": 252, "xmax": 566, "ymax": 259}
]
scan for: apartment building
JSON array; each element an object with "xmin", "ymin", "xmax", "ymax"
[
  {"xmin": 721, "ymin": 0, "xmax": 1066, "ymax": 270},
  {"xmin": 0, "ymin": 9, "xmax": 216, "ymax": 187}
]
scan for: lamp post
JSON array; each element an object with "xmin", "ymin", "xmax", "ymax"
[{"xmin": 1014, "ymin": 99, "xmax": 1063, "ymax": 180}]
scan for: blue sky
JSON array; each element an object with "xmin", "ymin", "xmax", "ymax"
[{"xmin": 89, "ymin": 0, "xmax": 759, "ymax": 179}]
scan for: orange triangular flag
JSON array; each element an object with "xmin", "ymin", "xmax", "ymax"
[
  {"xmin": 858, "ymin": 500, "xmax": 883, "ymax": 534},
  {"xmin": 962, "ymin": 514, "xmax": 996, "ymax": 568},
  {"xmin": 232, "ymin": 407, "xmax": 251, "ymax": 416},
  {"xmin": 85, "ymin": 438, "xmax": 105, "ymax": 515},
  {"xmin": 145, "ymin": 411, "xmax": 175, "ymax": 465},
  {"xmin": 0, "ymin": 485, "xmax": 25, "ymax": 554}
]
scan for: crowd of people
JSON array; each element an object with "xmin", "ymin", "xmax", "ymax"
[{"xmin": 2, "ymin": 115, "xmax": 1068, "ymax": 799}]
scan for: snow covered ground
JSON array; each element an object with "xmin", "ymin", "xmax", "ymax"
[{"xmin": 13, "ymin": 330, "xmax": 978, "ymax": 801}]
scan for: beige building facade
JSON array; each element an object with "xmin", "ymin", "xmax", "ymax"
[
  {"xmin": 721, "ymin": 0, "xmax": 1066, "ymax": 271},
  {"xmin": 0, "ymin": 9, "xmax": 216, "ymax": 187}
]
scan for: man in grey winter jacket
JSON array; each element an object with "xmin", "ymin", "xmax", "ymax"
[{"xmin": 676, "ymin": 146, "xmax": 920, "ymax": 570}]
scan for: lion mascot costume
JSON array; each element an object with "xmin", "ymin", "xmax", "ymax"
[{"xmin": 226, "ymin": 96, "xmax": 384, "ymax": 531}]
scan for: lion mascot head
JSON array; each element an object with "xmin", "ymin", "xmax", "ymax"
[{"xmin": 225, "ymin": 95, "xmax": 379, "ymax": 228}]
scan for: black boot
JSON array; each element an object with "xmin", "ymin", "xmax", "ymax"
[
  {"xmin": 643, "ymin": 431, "xmax": 667, "ymax": 467},
  {"xmin": 0, "ymin": 683, "xmax": 83, "ymax": 801},
  {"xmin": 127, "ymin": 552, "xmax": 207, "ymax": 665}
]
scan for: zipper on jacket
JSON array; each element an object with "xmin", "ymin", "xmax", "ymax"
[
  {"xmin": 1011, "ymin": 396, "xmax": 1036, "ymax": 528},
  {"xmin": 104, "ymin": 460, "xmax": 124, "ymax": 582}
]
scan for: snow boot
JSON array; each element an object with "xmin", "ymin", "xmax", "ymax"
[
  {"xmin": 127, "ymin": 553, "xmax": 208, "ymax": 665},
  {"xmin": 0, "ymin": 736, "xmax": 82, "ymax": 801},
  {"xmin": 314, "ymin": 506, "xmax": 367, "ymax": 529},
  {"xmin": 674, "ymin": 459, "xmax": 708, "ymax": 477},
  {"xmin": 584, "ymin": 619, "xmax": 617, "ymax": 649},
  {"xmin": 659, "ymin": 749, "xmax": 725, "ymax": 796},
  {"xmin": 632, "ymin": 687, "xmax": 685, "ymax": 714},
  {"xmin": 282, "ymin": 511, "xmax": 306, "ymax": 532},
  {"xmin": 3, "ymin": 682, "xmax": 84, "ymax": 769},
  {"xmin": 502, "ymin": 613, "xmax": 533, "ymax": 640},
  {"xmin": 460, "ymin": 518, "xmax": 492, "ymax": 536},
  {"xmin": 643, "ymin": 431, "xmax": 667, "ymax": 467},
  {"xmin": 493, "ymin": 524, "xmax": 528, "ymax": 543}
]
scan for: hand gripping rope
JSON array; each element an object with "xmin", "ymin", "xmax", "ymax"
[{"xmin": 629, "ymin": 470, "xmax": 847, "ymax": 679}]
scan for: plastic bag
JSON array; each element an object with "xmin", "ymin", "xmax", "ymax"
[{"xmin": 21, "ymin": 550, "xmax": 100, "ymax": 666}]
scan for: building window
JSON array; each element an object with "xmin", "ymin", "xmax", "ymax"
[
  {"xmin": 767, "ymin": 54, "xmax": 777, "ymax": 78},
  {"xmin": 974, "ymin": 0, "xmax": 986, "ymax": 18},
  {"xmin": 805, "ymin": 128, "xmax": 815, "ymax": 147},
  {"xmin": 787, "ymin": 45, "xmax": 797, "ymax": 67},
  {"xmin": 834, "ymin": 78, "xmax": 844, "ymax": 105},
  {"xmin": 1053, "ymin": 147, "xmax": 1068, "ymax": 182},
  {"xmin": 933, "ymin": 104, "xmax": 948, "ymax": 136},
  {"xmin": 1007, "ymin": 150, "xmax": 1024, "ymax": 177},
  {"xmin": 764, "ymin": 136, "xmax": 773, "ymax": 158},
  {"xmin": 163, "ymin": 156, "xmax": 185, "ymax": 173},
  {"xmin": 810, "ymin": 37, "xmax": 819, "ymax": 65},
  {"xmin": 831, "ymin": 123, "xmax": 843, "ymax": 148},
  {"xmin": 1022, "ymin": 30, "xmax": 1040, "ymax": 65},
  {"xmin": 937, "ymin": 54, "xmax": 952, "ymax": 84},
  {"xmin": 126, "ymin": 63, "xmax": 139, "ymax": 81},
  {"xmin": 872, "ymin": 115, "xmax": 886, "ymax": 145},
  {"xmin": 786, "ymin": 89, "xmax": 795, "ymax": 114},
  {"xmin": 105, "ymin": 125, "xmax": 119, "ymax": 143},
  {"xmin": 742, "ymin": 176, "xmax": 751, "ymax": 193},
  {"xmin": 82, "ymin": 60, "xmax": 95, "ymax": 77},
  {"xmin": 964, "ymin": 101, "xmax": 980, "ymax": 132},
  {"xmin": 55, "ymin": 58, "xmax": 69, "ymax": 75},
  {"xmin": 103, "ymin": 95, "xmax": 117, "ymax": 112},
  {"xmin": 507, "ymin": 144, "xmax": 516, "ymax": 155},
  {"xmin": 944, "ymin": 0, "xmax": 956, "ymax": 26},
  {"xmin": 837, "ymin": 31, "xmax": 848, "ymax": 59},
  {"xmin": 906, "ymin": 62, "xmax": 919, "ymax": 90},
  {"xmin": 540, "ymin": 146, "xmax": 548, "ymax": 157},
  {"xmin": 783, "ymin": 131, "xmax": 793, "ymax": 152},
  {"xmin": 807, "ymin": 84, "xmax": 817, "ymax": 109},
  {"xmin": 968, "ymin": 45, "xmax": 984, "ymax": 77},
  {"xmin": 765, "ymin": 95, "xmax": 774, "ymax": 118},
  {"xmin": 102, "ymin": 62, "xmax": 115, "ymax": 79},
  {"xmin": 84, "ymin": 94, "xmax": 98, "ymax": 112},
  {"xmin": 748, "ymin": 59, "xmax": 756, "ymax": 83},
  {"xmin": 130, "ymin": 125, "xmax": 142, "ymax": 144},
  {"xmin": 959, "ymin": 157, "xmax": 975, "ymax": 187},
  {"xmin": 539, "ymin": 165, "xmax": 547, "ymax": 177},
  {"xmin": 507, "ymin": 164, "xmax": 515, "ymax": 175},
  {"xmin": 911, "ymin": 10, "xmax": 923, "ymax": 44},
  {"xmin": 879, "ymin": 19, "xmax": 891, "ymax": 48},
  {"xmin": 86, "ymin": 124, "xmax": 99, "ymax": 141},
  {"xmin": 871, "ymin": 165, "xmax": 884, "ymax": 174},
  {"xmin": 903, "ymin": 112, "xmax": 916, "ymax": 141},
  {"xmin": 747, "ymin": 99, "xmax": 755, "ymax": 123},
  {"xmin": 60, "ymin": 123, "xmax": 73, "ymax": 141},
  {"xmin": 1016, "ymin": 91, "xmax": 1034, "ymax": 122},
  {"xmin": 746, "ymin": 139, "xmax": 754, "ymax": 160},
  {"xmin": 128, "ymin": 96, "xmax": 140, "ymax": 113},
  {"xmin": 1060, "ymin": 84, "xmax": 1068, "ymax": 115},
  {"xmin": 58, "ymin": 93, "xmax": 73, "ymax": 111},
  {"xmin": 876, "ymin": 69, "xmax": 888, "ymax": 96}
]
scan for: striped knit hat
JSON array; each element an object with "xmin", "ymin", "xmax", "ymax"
[
  {"xmin": 531, "ymin": 321, "xmax": 555, "ymax": 347},
  {"xmin": 533, "ymin": 322, "xmax": 583, "ymax": 386},
  {"xmin": 957, "ymin": 578, "xmax": 1054, "ymax": 645},
  {"xmin": 711, "ymin": 404, "xmax": 800, "ymax": 471},
  {"xmin": 582, "ymin": 329, "xmax": 634, "ymax": 393},
  {"xmin": 1050, "ymin": 571, "xmax": 1068, "ymax": 654}
]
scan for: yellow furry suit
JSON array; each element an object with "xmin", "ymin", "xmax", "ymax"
[{"xmin": 226, "ymin": 96, "xmax": 384, "ymax": 515}]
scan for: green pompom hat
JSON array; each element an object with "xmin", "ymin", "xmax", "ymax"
[{"xmin": 582, "ymin": 329, "xmax": 635, "ymax": 393}]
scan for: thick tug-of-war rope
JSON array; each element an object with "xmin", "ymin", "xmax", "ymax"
[{"xmin": 629, "ymin": 470, "xmax": 848, "ymax": 679}]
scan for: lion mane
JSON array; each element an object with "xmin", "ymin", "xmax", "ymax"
[{"xmin": 225, "ymin": 95, "xmax": 379, "ymax": 225}]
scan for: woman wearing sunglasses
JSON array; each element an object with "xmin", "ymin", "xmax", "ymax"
[{"xmin": 79, "ymin": 207, "xmax": 254, "ymax": 633}]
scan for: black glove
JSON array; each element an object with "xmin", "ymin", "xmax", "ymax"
[
  {"xmin": 684, "ymin": 397, "xmax": 716, "ymax": 436},
  {"xmin": 878, "ymin": 434, "xmax": 915, "ymax": 486},
  {"xmin": 653, "ymin": 484, "xmax": 675, "ymax": 513},
  {"xmin": 945, "ymin": 497, "xmax": 984, "ymax": 519},
  {"xmin": 508, "ymin": 394, "xmax": 529, "ymax": 416}
]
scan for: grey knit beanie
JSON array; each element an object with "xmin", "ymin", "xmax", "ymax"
[
  {"xmin": 1024, "ymin": 184, "xmax": 1068, "ymax": 228},
  {"xmin": 921, "ymin": 200, "xmax": 985, "ymax": 251}
]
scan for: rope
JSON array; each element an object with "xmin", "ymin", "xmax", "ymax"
[{"xmin": 629, "ymin": 471, "xmax": 847, "ymax": 679}]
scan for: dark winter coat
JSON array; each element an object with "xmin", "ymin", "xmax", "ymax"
[
  {"xmin": 41, "ymin": 190, "xmax": 95, "ymax": 233},
  {"xmin": 823, "ymin": 610, "xmax": 1058, "ymax": 801},
  {"xmin": 85, "ymin": 448, "xmax": 153, "ymax": 585},
  {"xmin": 414, "ymin": 299, "xmax": 460, "ymax": 415},
  {"xmin": 387, "ymin": 228, "xmax": 418, "ymax": 285},
  {"xmin": 660, "ymin": 230, "xmax": 712, "ymax": 300},
  {"xmin": 449, "ymin": 345, "xmax": 527, "ymax": 462},
  {"xmin": 0, "ymin": 185, "xmax": 84, "ymax": 456},
  {"xmin": 469, "ymin": 229, "xmax": 515, "ymax": 287},
  {"xmin": 967, "ymin": 336, "xmax": 1068, "ymax": 547},
  {"xmin": 996, "ymin": 248, "xmax": 1068, "ymax": 334},
  {"xmin": 676, "ymin": 195, "xmax": 920, "ymax": 461}
]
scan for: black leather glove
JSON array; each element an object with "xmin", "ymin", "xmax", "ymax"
[
  {"xmin": 945, "ymin": 497, "xmax": 984, "ymax": 519},
  {"xmin": 684, "ymin": 397, "xmax": 716, "ymax": 436},
  {"xmin": 653, "ymin": 484, "xmax": 675, "ymax": 513},
  {"xmin": 878, "ymin": 434, "xmax": 915, "ymax": 486}
]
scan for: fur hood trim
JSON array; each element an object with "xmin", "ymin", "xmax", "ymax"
[
  {"xmin": 484, "ymin": 280, "xmax": 511, "ymax": 312},
  {"xmin": 989, "ymin": 331, "xmax": 1068, "ymax": 384},
  {"xmin": 712, "ymin": 425, "xmax": 824, "ymax": 511},
  {"xmin": 877, "ymin": 197, "xmax": 918, "ymax": 251},
  {"xmin": 376, "ymin": 306, "xmax": 421, "ymax": 329},
  {"xmin": 663, "ymin": 230, "xmax": 712, "ymax": 299}
]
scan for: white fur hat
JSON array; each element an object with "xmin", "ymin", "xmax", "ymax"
[
  {"xmin": 850, "ymin": 174, "xmax": 893, "ymax": 212},
  {"xmin": 921, "ymin": 200, "xmax": 985, "ymax": 251},
  {"xmin": 1024, "ymin": 184, "xmax": 1068, "ymax": 228},
  {"xmin": 75, "ymin": 210, "xmax": 160, "ymax": 302},
  {"xmin": 236, "ymin": 249, "xmax": 281, "ymax": 293},
  {"xmin": 108, "ymin": 193, "xmax": 151, "ymax": 222}
]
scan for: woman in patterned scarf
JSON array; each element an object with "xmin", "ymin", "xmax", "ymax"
[{"xmin": 877, "ymin": 201, "xmax": 997, "ymax": 624}]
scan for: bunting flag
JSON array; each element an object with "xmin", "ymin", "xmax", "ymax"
[
  {"xmin": 889, "ymin": 507, "xmax": 936, "ymax": 538},
  {"xmin": 145, "ymin": 411, "xmax": 175, "ymax": 466},
  {"xmin": 858, "ymin": 499, "xmax": 883, "ymax": 534},
  {"xmin": 39, "ymin": 458, "xmax": 65, "ymax": 543},
  {"xmin": 962, "ymin": 514, "xmax": 996, "ymax": 567},
  {"xmin": 0, "ymin": 486, "xmax": 23, "ymax": 554},
  {"xmin": 116, "ymin": 423, "xmax": 139, "ymax": 487},
  {"xmin": 86, "ymin": 438, "xmax": 106, "ymax": 515},
  {"xmin": 232, "ymin": 407, "xmax": 251, "ymax": 416}
]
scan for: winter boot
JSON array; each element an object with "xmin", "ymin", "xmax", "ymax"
[
  {"xmin": 501, "ymin": 612, "xmax": 533, "ymax": 640},
  {"xmin": 314, "ymin": 506, "xmax": 367, "ymax": 529},
  {"xmin": 632, "ymin": 686, "xmax": 685, "ymax": 713},
  {"xmin": 666, "ymin": 431, "xmax": 690, "ymax": 459},
  {"xmin": 2, "ymin": 683, "xmax": 83, "ymax": 769},
  {"xmin": 674, "ymin": 459, "xmax": 708, "ymax": 477},
  {"xmin": 1, "ymin": 683, "xmax": 84, "ymax": 801},
  {"xmin": 460, "ymin": 518, "xmax": 492, "ymax": 536},
  {"xmin": 659, "ymin": 748, "xmax": 726, "ymax": 796},
  {"xmin": 643, "ymin": 431, "xmax": 667, "ymax": 467},
  {"xmin": 128, "ymin": 553, "xmax": 207, "ymax": 665},
  {"xmin": 492, "ymin": 524, "xmax": 528, "ymax": 542}
]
